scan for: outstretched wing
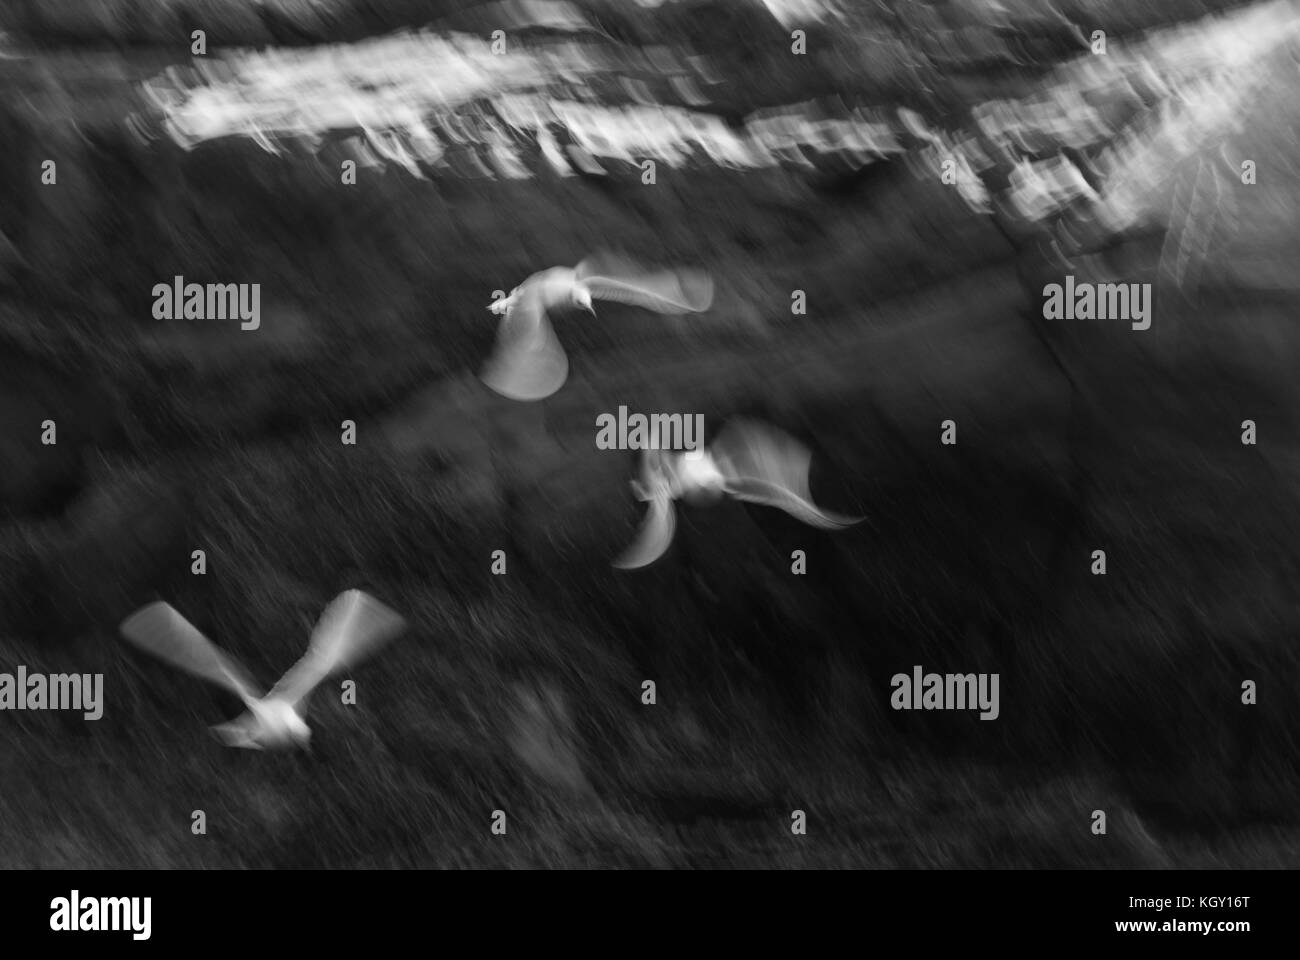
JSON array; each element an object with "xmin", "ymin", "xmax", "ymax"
[
  {"xmin": 480, "ymin": 284, "xmax": 570, "ymax": 400},
  {"xmin": 712, "ymin": 418, "xmax": 863, "ymax": 527},
  {"xmin": 576, "ymin": 253, "xmax": 714, "ymax": 314},
  {"xmin": 265, "ymin": 590, "xmax": 407, "ymax": 708},
  {"xmin": 723, "ymin": 477, "xmax": 862, "ymax": 528},
  {"xmin": 612, "ymin": 491, "xmax": 677, "ymax": 570},
  {"xmin": 119, "ymin": 602, "xmax": 262, "ymax": 707}
]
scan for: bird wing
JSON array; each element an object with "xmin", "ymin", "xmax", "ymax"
[
  {"xmin": 711, "ymin": 418, "xmax": 813, "ymax": 490},
  {"xmin": 119, "ymin": 602, "xmax": 262, "ymax": 708},
  {"xmin": 612, "ymin": 490, "xmax": 677, "ymax": 569},
  {"xmin": 576, "ymin": 253, "xmax": 714, "ymax": 314},
  {"xmin": 722, "ymin": 477, "xmax": 863, "ymax": 528},
  {"xmin": 712, "ymin": 418, "xmax": 863, "ymax": 527},
  {"xmin": 479, "ymin": 283, "xmax": 570, "ymax": 400},
  {"xmin": 265, "ymin": 590, "xmax": 407, "ymax": 708}
]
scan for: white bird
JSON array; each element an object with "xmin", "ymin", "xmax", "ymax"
[
  {"xmin": 118, "ymin": 590, "xmax": 407, "ymax": 750},
  {"xmin": 612, "ymin": 418, "xmax": 863, "ymax": 569},
  {"xmin": 480, "ymin": 253, "xmax": 715, "ymax": 401}
]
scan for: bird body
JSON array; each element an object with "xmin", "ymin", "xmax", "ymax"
[
  {"xmin": 481, "ymin": 253, "xmax": 714, "ymax": 401},
  {"xmin": 614, "ymin": 418, "xmax": 862, "ymax": 569},
  {"xmin": 671, "ymin": 448, "xmax": 728, "ymax": 500},
  {"xmin": 119, "ymin": 590, "xmax": 406, "ymax": 750},
  {"xmin": 490, "ymin": 266, "xmax": 580, "ymax": 313},
  {"xmin": 213, "ymin": 696, "xmax": 313, "ymax": 751}
]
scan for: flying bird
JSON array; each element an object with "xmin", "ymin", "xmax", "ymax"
[
  {"xmin": 118, "ymin": 590, "xmax": 407, "ymax": 750},
  {"xmin": 613, "ymin": 418, "xmax": 863, "ymax": 569},
  {"xmin": 480, "ymin": 253, "xmax": 714, "ymax": 401}
]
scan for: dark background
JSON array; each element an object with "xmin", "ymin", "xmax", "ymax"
[{"xmin": 0, "ymin": 0, "xmax": 1297, "ymax": 867}]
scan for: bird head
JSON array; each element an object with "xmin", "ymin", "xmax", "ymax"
[
  {"xmin": 631, "ymin": 449, "xmax": 673, "ymax": 503},
  {"xmin": 571, "ymin": 284, "xmax": 595, "ymax": 315}
]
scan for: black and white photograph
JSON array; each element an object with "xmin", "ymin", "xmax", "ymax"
[{"xmin": 0, "ymin": 0, "xmax": 1295, "ymax": 941}]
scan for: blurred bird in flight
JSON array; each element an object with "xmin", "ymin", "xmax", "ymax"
[
  {"xmin": 119, "ymin": 590, "xmax": 406, "ymax": 750},
  {"xmin": 613, "ymin": 418, "xmax": 862, "ymax": 569},
  {"xmin": 480, "ymin": 252, "xmax": 714, "ymax": 401}
]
